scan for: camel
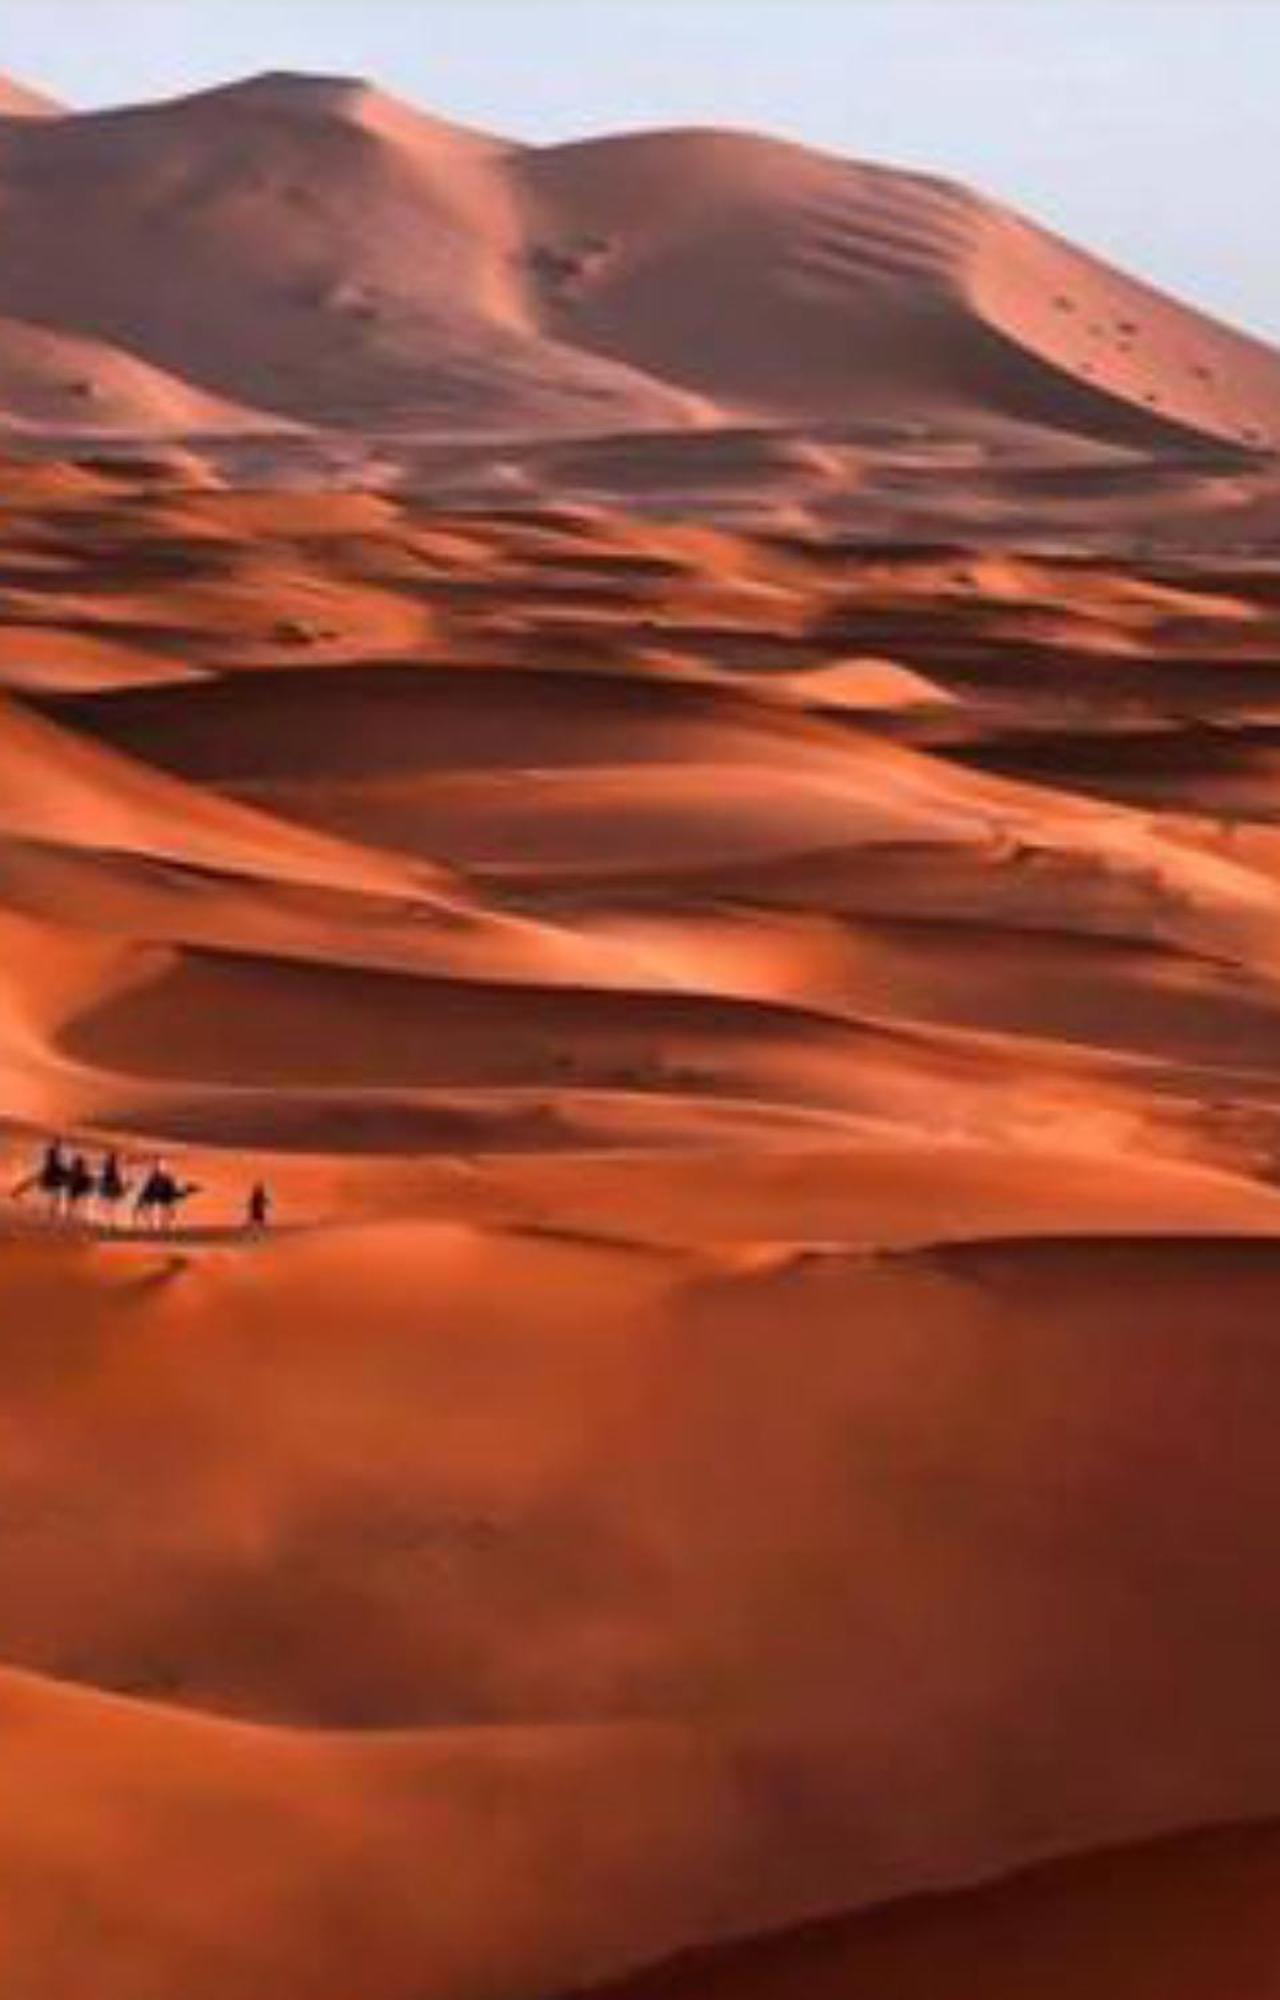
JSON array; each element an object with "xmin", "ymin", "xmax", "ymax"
[
  {"xmin": 13, "ymin": 1143, "xmax": 208, "ymax": 1234},
  {"xmin": 13, "ymin": 1144, "xmax": 140, "ymax": 1228},
  {"xmin": 11, "ymin": 1140, "xmax": 72, "ymax": 1219},
  {"xmin": 132, "ymin": 1167, "xmax": 201, "ymax": 1231},
  {"xmin": 96, "ymin": 1151, "xmax": 130, "ymax": 1230}
]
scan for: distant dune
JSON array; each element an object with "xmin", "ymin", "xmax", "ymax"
[
  {"xmin": 0, "ymin": 66, "xmax": 1277, "ymax": 519},
  {"xmin": 0, "ymin": 312, "xmax": 299, "ymax": 437},
  {"xmin": 0, "ymin": 72, "xmax": 63, "ymax": 118}
]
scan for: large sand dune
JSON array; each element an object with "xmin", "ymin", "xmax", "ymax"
[
  {"xmin": 3, "ymin": 451, "xmax": 1280, "ymax": 1993},
  {"xmin": 0, "ymin": 68, "xmax": 1279, "ymax": 535}
]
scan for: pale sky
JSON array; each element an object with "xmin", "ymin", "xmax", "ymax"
[{"xmin": 6, "ymin": 0, "xmax": 1279, "ymax": 341}]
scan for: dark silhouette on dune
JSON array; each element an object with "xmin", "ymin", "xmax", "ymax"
[
  {"xmin": 8, "ymin": 1138, "xmax": 278, "ymax": 1239},
  {"xmin": 64, "ymin": 1153, "xmax": 95, "ymax": 1221},
  {"xmin": 96, "ymin": 1150, "xmax": 129, "ymax": 1229},
  {"xmin": 11, "ymin": 1138, "xmax": 72, "ymax": 1218},
  {"xmin": 133, "ymin": 1165, "xmax": 201, "ymax": 1232}
]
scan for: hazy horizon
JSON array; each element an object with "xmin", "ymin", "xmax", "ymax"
[{"xmin": 5, "ymin": 0, "xmax": 1279, "ymax": 344}]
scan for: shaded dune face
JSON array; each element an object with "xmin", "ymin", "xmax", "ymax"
[
  {"xmin": 574, "ymin": 1821, "xmax": 1280, "ymax": 2000},
  {"xmin": 6, "ymin": 459, "xmax": 1280, "ymax": 2000}
]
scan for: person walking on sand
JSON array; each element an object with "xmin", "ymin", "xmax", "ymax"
[{"xmin": 246, "ymin": 1182, "xmax": 272, "ymax": 1233}]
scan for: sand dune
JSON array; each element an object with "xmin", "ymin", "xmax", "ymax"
[
  {"xmin": 0, "ymin": 72, "xmax": 711, "ymax": 441},
  {"xmin": 0, "ymin": 313, "xmax": 295, "ymax": 438},
  {"xmin": 517, "ymin": 126, "xmax": 1280, "ymax": 448},
  {"xmin": 574, "ymin": 1821, "xmax": 1280, "ymax": 2000},
  {"xmin": 0, "ymin": 66, "xmax": 1277, "ymax": 533},
  {"xmin": 5, "ymin": 1224, "xmax": 1280, "ymax": 2000},
  {"xmin": 0, "ymin": 74, "xmax": 62, "ymax": 119},
  {"xmin": 0, "ymin": 693, "xmax": 424, "ymax": 894}
]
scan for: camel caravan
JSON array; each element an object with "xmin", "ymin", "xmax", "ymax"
[{"xmin": 10, "ymin": 1139, "xmax": 271, "ymax": 1235}]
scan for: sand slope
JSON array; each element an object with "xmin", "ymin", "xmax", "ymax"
[
  {"xmin": 574, "ymin": 1821, "xmax": 1280, "ymax": 2000},
  {"xmin": 4, "ymin": 1226, "xmax": 1280, "ymax": 2000},
  {"xmin": 0, "ymin": 73, "xmax": 710, "ymax": 439},
  {"xmin": 0, "ymin": 313, "xmax": 301, "ymax": 438},
  {"xmin": 517, "ymin": 126, "xmax": 1280, "ymax": 447},
  {"xmin": 0, "ymin": 74, "xmax": 62, "ymax": 119}
]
